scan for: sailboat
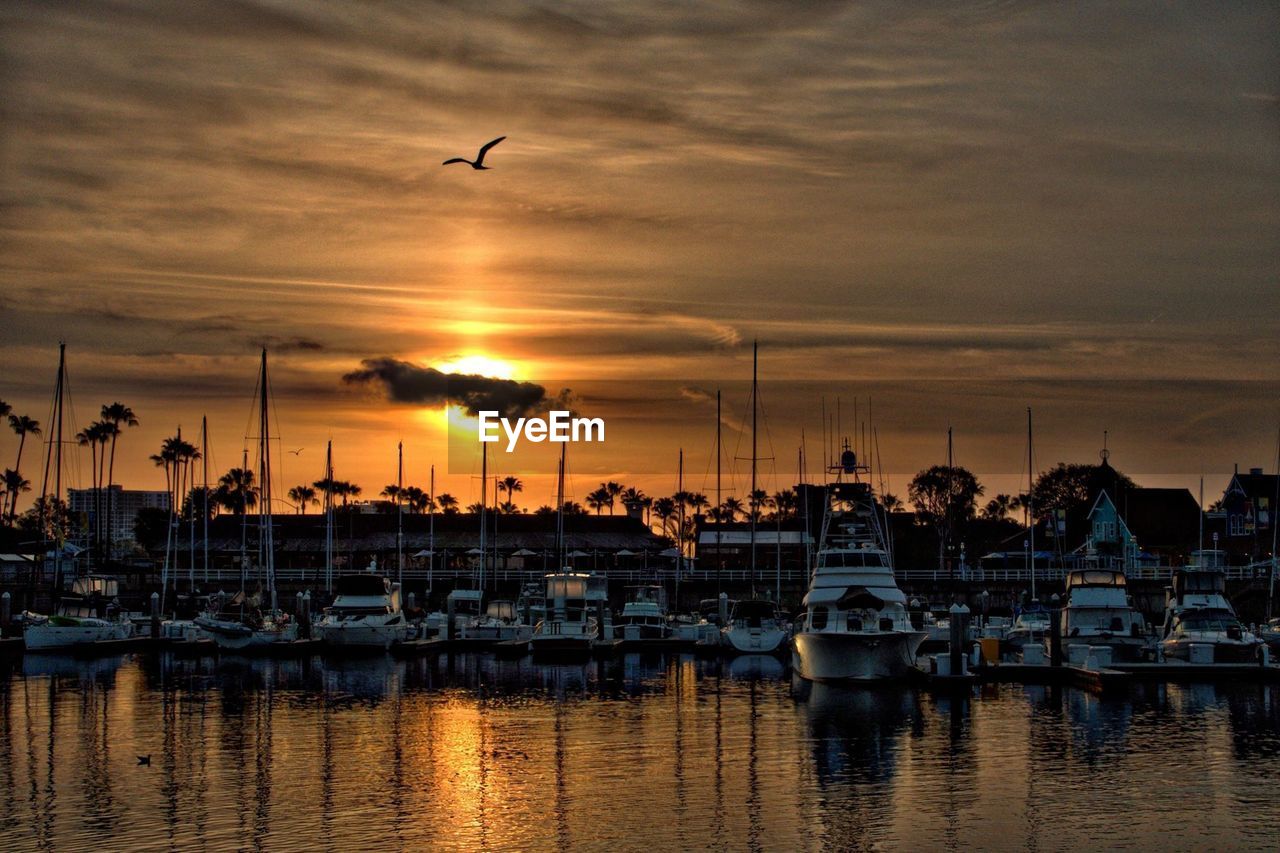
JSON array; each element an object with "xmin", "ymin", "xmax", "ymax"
[
  {"xmin": 530, "ymin": 443, "xmax": 607, "ymax": 654},
  {"xmin": 792, "ymin": 442, "xmax": 926, "ymax": 681},
  {"xmin": 22, "ymin": 345, "xmax": 136, "ymax": 651},
  {"xmin": 196, "ymin": 350, "xmax": 298, "ymax": 650}
]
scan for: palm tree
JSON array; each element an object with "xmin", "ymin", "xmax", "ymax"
[
  {"xmin": 770, "ymin": 488, "xmax": 797, "ymax": 520},
  {"xmin": 288, "ymin": 485, "xmax": 317, "ymax": 513},
  {"xmin": 216, "ymin": 468, "xmax": 258, "ymax": 515},
  {"xmin": 500, "ymin": 476, "xmax": 524, "ymax": 508},
  {"xmin": 77, "ymin": 421, "xmax": 113, "ymax": 553},
  {"xmin": 402, "ymin": 485, "xmax": 427, "ymax": 513},
  {"xmin": 603, "ymin": 481, "xmax": 623, "ymax": 514},
  {"xmin": 719, "ymin": 496, "xmax": 744, "ymax": 521},
  {"xmin": 437, "ymin": 493, "xmax": 459, "ymax": 515},
  {"xmin": 651, "ymin": 496, "xmax": 678, "ymax": 538},
  {"xmin": 686, "ymin": 492, "xmax": 710, "ymax": 515},
  {"xmin": 99, "ymin": 403, "xmax": 138, "ymax": 558},
  {"xmin": 586, "ymin": 487, "xmax": 610, "ymax": 515},
  {"xmin": 748, "ymin": 489, "xmax": 769, "ymax": 522},
  {"xmin": 3, "ymin": 470, "xmax": 30, "ymax": 522},
  {"xmin": 880, "ymin": 493, "xmax": 904, "ymax": 513},
  {"xmin": 981, "ymin": 493, "xmax": 1016, "ymax": 521},
  {"xmin": 381, "ymin": 483, "xmax": 401, "ymax": 502},
  {"xmin": 0, "ymin": 400, "xmax": 9, "ymax": 420},
  {"xmin": 465, "ymin": 501, "xmax": 485, "ymax": 514},
  {"xmin": 6, "ymin": 414, "xmax": 40, "ymax": 522}
]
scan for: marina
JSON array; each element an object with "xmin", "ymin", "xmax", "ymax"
[{"xmin": 2, "ymin": 650, "xmax": 1279, "ymax": 851}]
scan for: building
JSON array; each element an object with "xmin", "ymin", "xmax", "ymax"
[
  {"xmin": 1085, "ymin": 487, "xmax": 1201, "ymax": 569},
  {"xmin": 1217, "ymin": 467, "xmax": 1278, "ymax": 560},
  {"xmin": 67, "ymin": 486, "xmax": 170, "ymax": 551}
]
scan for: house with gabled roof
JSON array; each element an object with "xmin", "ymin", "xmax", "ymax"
[{"xmin": 1085, "ymin": 487, "xmax": 1202, "ymax": 570}]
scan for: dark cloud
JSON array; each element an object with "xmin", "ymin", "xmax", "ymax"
[{"xmin": 342, "ymin": 357, "xmax": 549, "ymax": 417}]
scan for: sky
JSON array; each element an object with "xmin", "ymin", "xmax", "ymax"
[{"xmin": 1, "ymin": 1, "xmax": 1278, "ymax": 511}]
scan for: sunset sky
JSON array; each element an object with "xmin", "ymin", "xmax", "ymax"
[{"xmin": 2, "ymin": 2, "xmax": 1277, "ymax": 511}]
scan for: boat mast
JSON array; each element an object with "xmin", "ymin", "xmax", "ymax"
[
  {"xmin": 676, "ymin": 447, "xmax": 684, "ymax": 609},
  {"xmin": 202, "ymin": 415, "xmax": 209, "ymax": 585},
  {"xmin": 749, "ymin": 339, "xmax": 758, "ymax": 591},
  {"xmin": 1268, "ymin": 424, "xmax": 1279, "ymax": 620},
  {"xmin": 428, "ymin": 463, "xmax": 435, "ymax": 593},
  {"xmin": 39, "ymin": 343, "xmax": 67, "ymax": 599},
  {"xmin": 189, "ymin": 424, "xmax": 196, "ymax": 593},
  {"xmin": 239, "ymin": 446, "xmax": 248, "ymax": 603},
  {"xmin": 478, "ymin": 441, "xmax": 487, "ymax": 588},
  {"xmin": 1027, "ymin": 407, "xmax": 1036, "ymax": 601},
  {"xmin": 716, "ymin": 389, "xmax": 722, "ymax": 599},
  {"xmin": 556, "ymin": 443, "xmax": 566, "ymax": 567},
  {"xmin": 258, "ymin": 349, "xmax": 276, "ymax": 612},
  {"xmin": 396, "ymin": 440, "xmax": 404, "ymax": 585},
  {"xmin": 324, "ymin": 439, "xmax": 333, "ymax": 594}
]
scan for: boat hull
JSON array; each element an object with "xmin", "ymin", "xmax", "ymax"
[
  {"xmin": 23, "ymin": 621, "xmax": 133, "ymax": 651},
  {"xmin": 1161, "ymin": 638, "xmax": 1265, "ymax": 664},
  {"xmin": 792, "ymin": 629, "xmax": 926, "ymax": 681},
  {"xmin": 314, "ymin": 620, "xmax": 412, "ymax": 650},
  {"xmin": 722, "ymin": 626, "xmax": 788, "ymax": 654},
  {"xmin": 195, "ymin": 617, "xmax": 298, "ymax": 651},
  {"xmin": 1056, "ymin": 634, "xmax": 1148, "ymax": 663}
]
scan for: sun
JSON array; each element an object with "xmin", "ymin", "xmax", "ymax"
[{"xmin": 432, "ymin": 354, "xmax": 519, "ymax": 380}]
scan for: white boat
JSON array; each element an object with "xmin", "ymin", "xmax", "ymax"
[
  {"xmin": 195, "ymin": 595, "xmax": 298, "ymax": 651},
  {"xmin": 22, "ymin": 576, "xmax": 135, "ymax": 651},
  {"xmin": 313, "ymin": 574, "xmax": 413, "ymax": 650},
  {"xmin": 1055, "ymin": 569, "xmax": 1148, "ymax": 662},
  {"xmin": 198, "ymin": 350, "xmax": 297, "ymax": 652},
  {"xmin": 1006, "ymin": 603, "xmax": 1051, "ymax": 651},
  {"xmin": 616, "ymin": 585, "xmax": 670, "ymax": 640},
  {"xmin": 792, "ymin": 449, "xmax": 926, "ymax": 682},
  {"xmin": 530, "ymin": 570, "xmax": 606, "ymax": 654},
  {"xmin": 1158, "ymin": 568, "xmax": 1263, "ymax": 663},
  {"xmin": 721, "ymin": 599, "xmax": 789, "ymax": 654}
]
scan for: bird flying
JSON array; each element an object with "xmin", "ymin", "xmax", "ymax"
[
  {"xmin": 289, "ymin": 448, "xmax": 304, "ymax": 456},
  {"xmin": 443, "ymin": 136, "xmax": 506, "ymax": 170}
]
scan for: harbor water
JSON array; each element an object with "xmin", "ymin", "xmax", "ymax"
[{"xmin": 2, "ymin": 653, "xmax": 1278, "ymax": 851}]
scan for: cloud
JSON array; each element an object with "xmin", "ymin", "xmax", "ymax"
[{"xmin": 342, "ymin": 357, "xmax": 549, "ymax": 417}]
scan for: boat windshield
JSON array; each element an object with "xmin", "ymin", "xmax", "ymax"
[
  {"xmin": 1173, "ymin": 610, "xmax": 1241, "ymax": 633},
  {"xmin": 1068, "ymin": 570, "xmax": 1127, "ymax": 588}
]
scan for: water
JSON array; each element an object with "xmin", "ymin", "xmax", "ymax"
[{"xmin": 1, "ymin": 653, "xmax": 1278, "ymax": 852}]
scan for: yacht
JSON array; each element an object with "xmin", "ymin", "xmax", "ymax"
[
  {"xmin": 313, "ymin": 573, "xmax": 413, "ymax": 650},
  {"xmin": 22, "ymin": 575, "xmax": 135, "ymax": 651},
  {"xmin": 195, "ymin": 591, "xmax": 298, "ymax": 651},
  {"xmin": 530, "ymin": 570, "xmax": 606, "ymax": 654},
  {"xmin": 792, "ymin": 450, "xmax": 926, "ymax": 681},
  {"xmin": 464, "ymin": 598, "xmax": 534, "ymax": 642},
  {"xmin": 721, "ymin": 599, "xmax": 789, "ymax": 654},
  {"xmin": 1158, "ymin": 568, "xmax": 1263, "ymax": 663},
  {"xmin": 1006, "ymin": 602, "xmax": 1051, "ymax": 651},
  {"xmin": 616, "ymin": 585, "xmax": 670, "ymax": 640},
  {"xmin": 1056, "ymin": 569, "xmax": 1148, "ymax": 662}
]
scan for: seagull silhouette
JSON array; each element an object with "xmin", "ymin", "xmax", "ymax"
[
  {"xmin": 137, "ymin": 755, "xmax": 151, "ymax": 766},
  {"xmin": 288, "ymin": 448, "xmax": 304, "ymax": 456},
  {"xmin": 443, "ymin": 136, "xmax": 506, "ymax": 170}
]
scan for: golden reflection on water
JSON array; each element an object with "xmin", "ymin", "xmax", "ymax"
[{"xmin": 1, "ymin": 653, "xmax": 1279, "ymax": 851}]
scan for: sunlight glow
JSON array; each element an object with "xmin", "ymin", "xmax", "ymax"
[{"xmin": 432, "ymin": 354, "xmax": 519, "ymax": 380}]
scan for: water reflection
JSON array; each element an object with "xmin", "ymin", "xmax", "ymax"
[{"xmin": 1, "ymin": 653, "xmax": 1278, "ymax": 851}]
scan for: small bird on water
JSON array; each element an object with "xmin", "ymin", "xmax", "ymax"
[
  {"xmin": 443, "ymin": 136, "xmax": 506, "ymax": 170},
  {"xmin": 137, "ymin": 755, "xmax": 150, "ymax": 766}
]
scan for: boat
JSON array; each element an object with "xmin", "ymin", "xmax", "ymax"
[
  {"xmin": 616, "ymin": 585, "xmax": 670, "ymax": 640},
  {"xmin": 467, "ymin": 599, "xmax": 534, "ymax": 642},
  {"xmin": 313, "ymin": 573, "xmax": 413, "ymax": 650},
  {"xmin": 529, "ymin": 570, "xmax": 606, "ymax": 654},
  {"xmin": 22, "ymin": 575, "xmax": 135, "ymax": 651},
  {"xmin": 792, "ymin": 446, "xmax": 926, "ymax": 682},
  {"xmin": 721, "ymin": 599, "xmax": 789, "ymax": 654},
  {"xmin": 1261, "ymin": 618, "xmax": 1280, "ymax": 653},
  {"xmin": 199, "ymin": 350, "xmax": 297, "ymax": 652},
  {"xmin": 1158, "ymin": 568, "xmax": 1264, "ymax": 663},
  {"xmin": 1006, "ymin": 602, "xmax": 1051, "ymax": 651},
  {"xmin": 1054, "ymin": 568, "xmax": 1148, "ymax": 662}
]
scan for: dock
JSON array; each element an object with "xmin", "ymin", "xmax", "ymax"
[{"xmin": 914, "ymin": 659, "xmax": 1280, "ymax": 693}]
